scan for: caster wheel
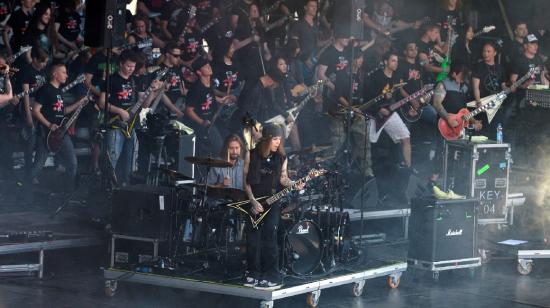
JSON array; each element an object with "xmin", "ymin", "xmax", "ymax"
[
  {"xmin": 104, "ymin": 280, "xmax": 117, "ymax": 297},
  {"xmin": 351, "ymin": 280, "xmax": 365, "ymax": 297},
  {"xmin": 259, "ymin": 300, "xmax": 274, "ymax": 308},
  {"xmin": 432, "ymin": 271, "xmax": 440, "ymax": 281},
  {"xmin": 387, "ymin": 275, "xmax": 401, "ymax": 289},
  {"xmin": 306, "ymin": 290, "xmax": 321, "ymax": 307},
  {"xmin": 517, "ymin": 262, "xmax": 533, "ymax": 275}
]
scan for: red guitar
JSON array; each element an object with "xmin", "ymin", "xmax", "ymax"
[
  {"xmin": 438, "ymin": 101, "xmax": 497, "ymax": 140},
  {"xmin": 47, "ymin": 95, "xmax": 91, "ymax": 153}
]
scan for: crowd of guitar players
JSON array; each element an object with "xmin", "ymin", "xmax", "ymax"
[{"xmin": 0, "ymin": 0, "xmax": 547, "ymax": 205}]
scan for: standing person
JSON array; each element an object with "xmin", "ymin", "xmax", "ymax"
[
  {"xmin": 243, "ymin": 123, "xmax": 304, "ymax": 290},
  {"xmin": 505, "ymin": 21, "xmax": 529, "ymax": 65},
  {"xmin": 207, "ymin": 134, "xmax": 246, "ymax": 190},
  {"xmin": 0, "ymin": 59, "xmax": 14, "ymax": 185},
  {"xmin": 3, "ymin": 0, "xmax": 34, "ymax": 57},
  {"xmin": 97, "ymin": 50, "xmax": 162, "ymax": 186},
  {"xmin": 289, "ymin": 0, "xmax": 320, "ymax": 84},
  {"xmin": 471, "ymin": 41, "xmax": 506, "ymax": 134},
  {"xmin": 30, "ymin": 63, "xmax": 87, "ymax": 194},
  {"xmin": 418, "ymin": 24, "xmax": 445, "ymax": 85},
  {"xmin": 157, "ymin": 43, "xmax": 186, "ymax": 118},
  {"xmin": 185, "ymin": 57, "xmax": 235, "ymax": 155},
  {"xmin": 16, "ymin": 47, "xmax": 49, "ymax": 184},
  {"xmin": 55, "ymin": 0, "xmax": 81, "ymax": 55}
]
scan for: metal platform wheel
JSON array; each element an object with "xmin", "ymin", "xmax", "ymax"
[
  {"xmin": 517, "ymin": 259, "xmax": 533, "ymax": 275},
  {"xmin": 259, "ymin": 300, "xmax": 274, "ymax": 308},
  {"xmin": 432, "ymin": 271, "xmax": 440, "ymax": 281},
  {"xmin": 104, "ymin": 280, "xmax": 118, "ymax": 297},
  {"xmin": 351, "ymin": 280, "xmax": 365, "ymax": 297},
  {"xmin": 387, "ymin": 273, "xmax": 401, "ymax": 289},
  {"xmin": 306, "ymin": 290, "xmax": 321, "ymax": 307}
]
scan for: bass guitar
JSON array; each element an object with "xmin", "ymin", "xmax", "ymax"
[
  {"xmin": 465, "ymin": 66, "xmax": 539, "ymax": 123},
  {"xmin": 47, "ymin": 94, "xmax": 92, "ymax": 153},
  {"xmin": 108, "ymin": 67, "xmax": 169, "ymax": 138},
  {"xmin": 372, "ymin": 84, "xmax": 434, "ymax": 132},
  {"xmin": 226, "ymin": 169, "xmax": 326, "ymax": 229}
]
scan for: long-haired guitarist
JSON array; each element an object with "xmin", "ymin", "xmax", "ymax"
[
  {"xmin": 243, "ymin": 123, "xmax": 304, "ymax": 290},
  {"xmin": 97, "ymin": 50, "xmax": 162, "ymax": 185},
  {"xmin": 30, "ymin": 63, "xmax": 87, "ymax": 194}
]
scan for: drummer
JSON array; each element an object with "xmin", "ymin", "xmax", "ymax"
[{"xmin": 207, "ymin": 134, "xmax": 246, "ymax": 190}]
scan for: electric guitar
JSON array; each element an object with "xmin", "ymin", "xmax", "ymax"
[
  {"xmin": 7, "ymin": 46, "xmax": 32, "ymax": 64},
  {"xmin": 226, "ymin": 169, "xmax": 326, "ymax": 229},
  {"xmin": 352, "ymin": 82, "xmax": 407, "ymax": 115},
  {"xmin": 372, "ymin": 84, "xmax": 434, "ymax": 132},
  {"xmin": 243, "ymin": 80, "xmax": 324, "ymax": 149},
  {"xmin": 264, "ymin": 79, "xmax": 324, "ymax": 137},
  {"xmin": 108, "ymin": 67, "xmax": 169, "ymax": 138},
  {"xmin": 264, "ymin": 15, "xmax": 290, "ymax": 32},
  {"xmin": 199, "ymin": 17, "xmax": 220, "ymax": 34},
  {"xmin": 399, "ymin": 86, "xmax": 435, "ymax": 122},
  {"xmin": 438, "ymin": 101, "xmax": 497, "ymax": 140},
  {"xmin": 61, "ymin": 74, "xmax": 86, "ymax": 93},
  {"xmin": 465, "ymin": 66, "xmax": 539, "ymax": 123},
  {"xmin": 47, "ymin": 95, "xmax": 92, "ymax": 153}
]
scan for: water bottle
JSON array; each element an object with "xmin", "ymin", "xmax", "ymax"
[{"xmin": 496, "ymin": 123, "xmax": 503, "ymax": 144}]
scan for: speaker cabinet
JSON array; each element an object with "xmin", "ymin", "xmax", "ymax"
[
  {"xmin": 84, "ymin": 0, "xmax": 127, "ymax": 48},
  {"xmin": 408, "ymin": 197, "xmax": 477, "ymax": 262},
  {"xmin": 332, "ymin": 0, "xmax": 364, "ymax": 39},
  {"xmin": 111, "ymin": 185, "xmax": 174, "ymax": 240}
]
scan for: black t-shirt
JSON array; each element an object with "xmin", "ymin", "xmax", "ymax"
[
  {"xmin": 36, "ymin": 83, "xmax": 64, "ymax": 126},
  {"xmin": 100, "ymin": 73, "xmax": 137, "ymax": 111},
  {"xmin": 192, "ymin": 0, "xmax": 219, "ymax": 27},
  {"xmin": 15, "ymin": 63, "xmax": 46, "ymax": 96},
  {"xmin": 57, "ymin": 10, "xmax": 81, "ymax": 42},
  {"xmin": 160, "ymin": 63, "xmax": 185, "ymax": 104},
  {"xmin": 364, "ymin": 69, "xmax": 401, "ymax": 114},
  {"xmin": 472, "ymin": 62, "xmax": 505, "ymax": 98},
  {"xmin": 187, "ymin": 79, "xmax": 215, "ymax": 122},
  {"xmin": 161, "ymin": 3, "xmax": 187, "ymax": 37},
  {"xmin": 510, "ymin": 54, "xmax": 544, "ymax": 85},
  {"xmin": 212, "ymin": 61, "xmax": 240, "ymax": 93},
  {"xmin": 417, "ymin": 39, "xmax": 438, "ymax": 83},
  {"xmin": 135, "ymin": 72, "xmax": 153, "ymax": 93},
  {"xmin": 179, "ymin": 31, "xmax": 203, "ymax": 61},
  {"xmin": 7, "ymin": 8, "xmax": 32, "ymax": 51},
  {"xmin": 435, "ymin": 8, "xmax": 462, "ymax": 40},
  {"xmin": 397, "ymin": 59, "xmax": 423, "ymax": 95},
  {"xmin": 85, "ymin": 52, "xmax": 118, "ymax": 87},
  {"xmin": 290, "ymin": 19, "xmax": 318, "ymax": 62},
  {"xmin": 318, "ymin": 45, "xmax": 350, "ymax": 80},
  {"xmin": 334, "ymin": 71, "xmax": 362, "ymax": 111}
]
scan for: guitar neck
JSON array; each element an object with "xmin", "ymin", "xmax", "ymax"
[
  {"xmin": 265, "ymin": 173, "xmax": 312, "ymax": 205},
  {"xmin": 62, "ymin": 98, "xmax": 89, "ymax": 132},
  {"xmin": 388, "ymin": 89, "xmax": 431, "ymax": 112}
]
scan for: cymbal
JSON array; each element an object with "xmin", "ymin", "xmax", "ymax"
[
  {"xmin": 157, "ymin": 167, "xmax": 194, "ymax": 181},
  {"xmin": 185, "ymin": 156, "xmax": 232, "ymax": 168},
  {"xmin": 192, "ymin": 184, "xmax": 247, "ymax": 201},
  {"xmin": 288, "ymin": 144, "xmax": 332, "ymax": 156},
  {"xmin": 314, "ymin": 155, "xmax": 335, "ymax": 164}
]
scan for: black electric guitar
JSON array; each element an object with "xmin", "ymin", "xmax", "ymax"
[
  {"xmin": 47, "ymin": 94, "xmax": 92, "ymax": 153},
  {"xmin": 399, "ymin": 84, "xmax": 436, "ymax": 122},
  {"xmin": 373, "ymin": 84, "xmax": 434, "ymax": 132},
  {"xmin": 108, "ymin": 67, "xmax": 169, "ymax": 138},
  {"xmin": 61, "ymin": 74, "xmax": 86, "ymax": 93},
  {"xmin": 349, "ymin": 82, "xmax": 407, "ymax": 116},
  {"xmin": 226, "ymin": 169, "xmax": 326, "ymax": 229}
]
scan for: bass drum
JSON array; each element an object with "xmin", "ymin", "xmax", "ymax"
[{"xmin": 284, "ymin": 220, "xmax": 322, "ymax": 275}]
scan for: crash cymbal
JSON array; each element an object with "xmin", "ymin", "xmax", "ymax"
[
  {"xmin": 314, "ymin": 155, "xmax": 335, "ymax": 164},
  {"xmin": 184, "ymin": 156, "xmax": 232, "ymax": 168},
  {"xmin": 192, "ymin": 184, "xmax": 247, "ymax": 201},
  {"xmin": 288, "ymin": 143, "xmax": 332, "ymax": 156}
]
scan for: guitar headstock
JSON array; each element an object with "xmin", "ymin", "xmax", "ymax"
[
  {"xmin": 188, "ymin": 5, "xmax": 197, "ymax": 19},
  {"xmin": 391, "ymin": 82, "xmax": 407, "ymax": 91},
  {"xmin": 423, "ymin": 84, "xmax": 435, "ymax": 91},
  {"xmin": 482, "ymin": 25, "xmax": 496, "ymax": 33},
  {"xmin": 19, "ymin": 46, "xmax": 32, "ymax": 54},
  {"xmin": 308, "ymin": 169, "xmax": 327, "ymax": 178}
]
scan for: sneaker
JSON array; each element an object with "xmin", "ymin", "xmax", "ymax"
[
  {"xmin": 432, "ymin": 185, "xmax": 449, "ymax": 199},
  {"xmin": 243, "ymin": 276, "xmax": 258, "ymax": 287},
  {"xmin": 254, "ymin": 280, "xmax": 282, "ymax": 290},
  {"xmin": 447, "ymin": 189, "xmax": 466, "ymax": 199}
]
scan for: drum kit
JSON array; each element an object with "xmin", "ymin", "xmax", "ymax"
[{"xmin": 160, "ymin": 149, "xmax": 359, "ymax": 277}]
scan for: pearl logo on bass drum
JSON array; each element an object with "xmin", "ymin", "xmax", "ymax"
[
  {"xmin": 297, "ymin": 225, "xmax": 310, "ymax": 235},
  {"xmin": 446, "ymin": 229, "xmax": 463, "ymax": 237}
]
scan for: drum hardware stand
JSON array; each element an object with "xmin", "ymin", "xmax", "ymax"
[{"xmin": 146, "ymin": 134, "xmax": 169, "ymax": 186}]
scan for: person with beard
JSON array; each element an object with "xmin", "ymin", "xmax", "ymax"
[{"xmin": 207, "ymin": 134, "xmax": 246, "ymax": 189}]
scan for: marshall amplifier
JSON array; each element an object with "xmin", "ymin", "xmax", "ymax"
[
  {"xmin": 111, "ymin": 185, "xmax": 175, "ymax": 240},
  {"xmin": 408, "ymin": 197, "xmax": 478, "ymax": 262}
]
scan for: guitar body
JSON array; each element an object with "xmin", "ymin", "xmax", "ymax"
[
  {"xmin": 226, "ymin": 196, "xmax": 271, "ymax": 228},
  {"xmin": 399, "ymin": 103, "xmax": 423, "ymax": 122},
  {"xmin": 437, "ymin": 108, "xmax": 469, "ymax": 140},
  {"xmin": 46, "ymin": 119, "xmax": 68, "ymax": 153}
]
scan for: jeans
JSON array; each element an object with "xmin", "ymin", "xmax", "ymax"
[
  {"xmin": 106, "ymin": 128, "xmax": 136, "ymax": 185},
  {"xmin": 31, "ymin": 129, "xmax": 77, "ymax": 191},
  {"xmin": 23, "ymin": 125, "xmax": 37, "ymax": 180},
  {"xmin": 246, "ymin": 203, "xmax": 281, "ymax": 281}
]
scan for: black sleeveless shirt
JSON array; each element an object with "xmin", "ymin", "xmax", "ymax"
[
  {"xmin": 441, "ymin": 79, "xmax": 469, "ymax": 114},
  {"xmin": 247, "ymin": 148, "xmax": 285, "ymax": 197}
]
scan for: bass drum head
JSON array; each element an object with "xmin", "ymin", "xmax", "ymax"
[{"xmin": 287, "ymin": 220, "xmax": 322, "ymax": 275}]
